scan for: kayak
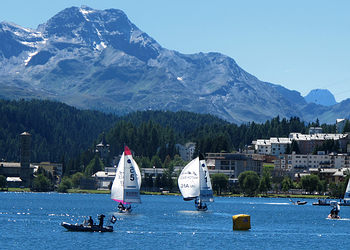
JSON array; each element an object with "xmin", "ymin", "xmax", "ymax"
[{"xmin": 61, "ymin": 222, "xmax": 113, "ymax": 232}]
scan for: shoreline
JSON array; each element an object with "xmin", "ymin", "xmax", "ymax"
[{"xmin": 1, "ymin": 188, "xmax": 332, "ymax": 199}]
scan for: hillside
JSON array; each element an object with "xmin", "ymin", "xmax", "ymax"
[{"xmin": 0, "ymin": 99, "xmax": 117, "ymax": 162}]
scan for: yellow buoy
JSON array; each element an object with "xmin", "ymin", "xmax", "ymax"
[{"xmin": 232, "ymin": 214, "xmax": 251, "ymax": 230}]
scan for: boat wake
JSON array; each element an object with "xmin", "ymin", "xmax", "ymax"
[
  {"xmin": 264, "ymin": 202, "xmax": 290, "ymax": 205},
  {"xmin": 326, "ymin": 217, "xmax": 350, "ymax": 221},
  {"xmin": 178, "ymin": 210, "xmax": 209, "ymax": 215}
]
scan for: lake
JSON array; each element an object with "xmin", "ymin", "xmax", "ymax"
[{"xmin": 0, "ymin": 192, "xmax": 349, "ymax": 249}]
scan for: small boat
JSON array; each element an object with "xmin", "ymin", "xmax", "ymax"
[
  {"xmin": 61, "ymin": 222, "xmax": 113, "ymax": 232},
  {"xmin": 296, "ymin": 201, "xmax": 307, "ymax": 205},
  {"xmin": 290, "ymin": 199, "xmax": 307, "ymax": 205},
  {"xmin": 178, "ymin": 153, "xmax": 214, "ymax": 211},
  {"xmin": 312, "ymin": 199, "xmax": 331, "ymax": 206},
  {"xmin": 111, "ymin": 146, "xmax": 142, "ymax": 213}
]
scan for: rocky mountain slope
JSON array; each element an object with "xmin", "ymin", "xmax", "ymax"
[
  {"xmin": 0, "ymin": 6, "xmax": 348, "ymax": 123},
  {"xmin": 304, "ymin": 89, "xmax": 337, "ymax": 106}
]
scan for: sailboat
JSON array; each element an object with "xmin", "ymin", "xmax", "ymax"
[
  {"xmin": 111, "ymin": 146, "xmax": 142, "ymax": 213},
  {"xmin": 178, "ymin": 153, "xmax": 214, "ymax": 211},
  {"xmin": 340, "ymin": 179, "xmax": 350, "ymax": 206}
]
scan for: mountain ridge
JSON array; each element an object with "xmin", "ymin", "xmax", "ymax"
[{"xmin": 0, "ymin": 6, "xmax": 349, "ymax": 124}]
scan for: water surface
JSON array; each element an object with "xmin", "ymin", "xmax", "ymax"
[{"xmin": 1, "ymin": 192, "xmax": 348, "ymax": 249}]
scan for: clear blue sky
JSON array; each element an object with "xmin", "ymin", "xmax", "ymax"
[{"xmin": 2, "ymin": 0, "xmax": 350, "ymax": 102}]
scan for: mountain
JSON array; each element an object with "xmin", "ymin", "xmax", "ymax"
[
  {"xmin": 304, "ymin": 89, "xmax": 337, "ymax": 106},
  {"xmin": 0, "ymin": 6, "xmax": 349, "ymax": 124}
]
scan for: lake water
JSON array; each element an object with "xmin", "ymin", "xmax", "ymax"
[{"xmin": 1, "ymin": 192, "xmax": 349, "ymax": 249}]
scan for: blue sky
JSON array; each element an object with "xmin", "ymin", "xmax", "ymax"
[{"xmin": 2, "ymin": 0, "xmax": 350, "ymax": 102}]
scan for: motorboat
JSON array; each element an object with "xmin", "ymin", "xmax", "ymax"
[{"xmin": 61, "ymin": 222, "xmax": 113, "ymax": 232}]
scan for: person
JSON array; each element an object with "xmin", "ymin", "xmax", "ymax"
[
  {"xmin": 118, "ymin": 202, "xmax": 125, "ymax": 211},
  {"xmin": 98, "ymin": 214, "xmax": 105, "ymax": 228},
  {"xmin": 202, "ymin": 203, "xmax": 207, "ymax": 210},
  {"xmin": 195, "ymin": 199, "xmax": 199, "ymax": 208},
  {"xmin": 330, "ymin": 203, "xmax": 340, "ymax": 219},
  {"xmin": 88, "ymin": 216, "xmax": 94, "ymax": 226},
  {"xmin": 110, "ymin": 215, "xmax": 117, "ymax": 224}
]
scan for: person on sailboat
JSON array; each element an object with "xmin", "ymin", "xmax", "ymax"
[
  {"xmin": 118, "ymin": 202, "xmax": 125, "ymax": 211},
  {"xmin": 195, "ymin": 198, "xmax": 207, "ymax": 210}
]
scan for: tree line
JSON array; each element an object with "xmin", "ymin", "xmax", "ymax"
[{"xmin": 0, "ymin": 99, "xmax": 338, "ymax": 177}]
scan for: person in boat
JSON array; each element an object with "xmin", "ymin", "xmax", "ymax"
[
  {"xmin": 118, "ymin": 202, "xmax": 125, "ymax": 210},
  {"xmin": 195, "ymin": 199, "xmax": 207, "ymax": 210},
  {"xmin": 98, "ymin": 214, "xmax": 105, "ymax": 228},
  {"xmin": 88, "ymin": 216, "xmax": 94, "ymax": 226},
  {"xmin": 330, "ymin": 203, "xmax": 340, "ymax": 218}
]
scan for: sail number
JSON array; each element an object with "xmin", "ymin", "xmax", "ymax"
[
  {"xmin": 204, "ymin": 170, "xmax": 208, "ymax": 183},
  {"xmin": 181, "ymin": 184, "xmax": 195, "ymax": 188},
  {"xmin": 130, "ymin": 165, "xmax": 135, "ymax": 181}
]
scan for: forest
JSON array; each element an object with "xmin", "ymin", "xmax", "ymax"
[
  {"xmin": 0, "ymin": 99, "xmax": 117, "ymax": 163},
  {"xmin": 0, "ymin": 99, "xmax": 339, "ymax": 176}
]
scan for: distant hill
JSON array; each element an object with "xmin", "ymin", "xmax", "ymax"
[
  {"xmin": 304, "ymin": 89, "xmax": 337, "ymax": 106},
  {"xmin": 0, "ymin": 99, "xmax": 117, "ymax": 162},
  {"xmin": 0, "ymin": 6, "xmax": 349, "ymax": 123}
]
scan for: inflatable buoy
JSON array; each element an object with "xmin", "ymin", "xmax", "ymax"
[{"xmin": 232, "ymin": 214, "xmax": 251, "ymax": 230}]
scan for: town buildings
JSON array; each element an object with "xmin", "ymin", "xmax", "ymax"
[
  {"xmin": 253, "ymin": 122, "xmax": 350, "ymax": 183},
  {"xmin": 0, "ymin": 132, "xmax": 63, "ymax": 188}
]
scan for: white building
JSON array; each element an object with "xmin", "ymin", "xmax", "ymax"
[
  {"xmin": 275, "ymin": 152, "xmax": 350, "ymax": 173},
  {"xmin": 253, "ymin": 139, "xmax": 271, "ymax": 155},
  {"xmin": 253, "ymin": 138, "xmax": 292, "ymax": 156},
  {"xmin": 175, "ymin": 142, "xmax": 196, "ymax": 161}
]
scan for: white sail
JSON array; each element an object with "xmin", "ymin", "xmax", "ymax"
[
  {"xmin": 111, "ymin": 146, "xmax": 141, "ymax": 204},
  {"xmin": 344, "ymin": 179, "xmax": 350, "ymax": 201},
  {"xmin": 111, "ymin": 152, "xmax": 125, "ymax": 203},
  {"xmin": 178, "ymin": 157, "xmax": 200, "ymax": 200},
  {"xmin": 178, "ymin": 156, "xmax": 213, "ymax": 202}
]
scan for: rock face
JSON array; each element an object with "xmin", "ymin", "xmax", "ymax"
[
  {"xmin": 0, "ymin": 6, "xmax": 349, "ymax": 123},
  {"xmin": 304, "ymin": 89, "xmax": 337, "ymax": 106}
]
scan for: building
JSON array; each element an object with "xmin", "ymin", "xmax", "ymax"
[
  {"xmin": 92, "ymin": 167, "xmax": 116, "ymax": 189},
  {"xmin": 0, "ymin": 132, "xmax": 34, "ymax": 187},
  {"xmin": 20, "ymin": 132, "xmax": 33, "ymax": 187},
  {"xmin": 0, "ymin": 162, "xmax": 35, "ymax": 188},
  {"xmin": 274, "ymin": 152, "xmax": 350, "ymax": 179},
  {"xmin": 95, "ymin": 133, "xmax": 110, "ymax": 165},
  {"xmin": 308, "ymin": 168, "xmax": 348, "ymax": 184},
  {"xmin": 93, "ymin": 166, "xmax": 168, "ymax": 190},
  {"xmin": 176, "ymin": 142, "xmax": 196, "ymax": 161},
  {"xmin": 206, "ymin": 152, "xmax": 263, "ymax": 180},
  {"xmin": 309, "ymin": 127, "xmax": 323, "ymax": 134},
  {"xmin": 253, "ymin": 139, "xmax": 271, "ymax": 155},
  {"xmin": 289, "ymin": 132, "xmax": 349, "ymax": 154},
  {"xmin": 34, "ymin": 162, "xmax": 63, "ymax": 184},
  {"xmin": 253, "ymin": 138, "xmax": 292, "ymax": 156}
]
